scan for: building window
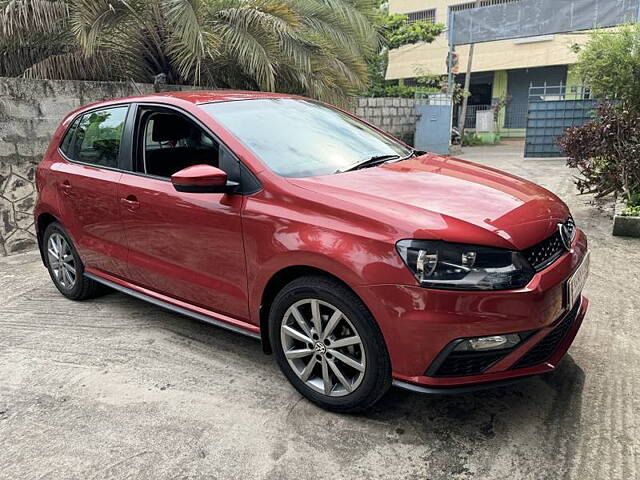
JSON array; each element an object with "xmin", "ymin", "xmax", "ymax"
[
  {"xmin": 449, "ymin": 0, "xmax": 520, "ymax": 13},
  {"xmin": 406, "ymin": 8, "xmax": 436, "ymax": 23}
]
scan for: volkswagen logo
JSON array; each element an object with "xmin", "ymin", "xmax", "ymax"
[
  {"xmin": 558, "ymin": 222, "xmax": 573, "ymax": 251},
  {"xmin": 314, "ymin": 341, "xmax": 327, "ymax": 355}
]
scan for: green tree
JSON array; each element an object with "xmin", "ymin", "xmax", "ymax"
[
  {"xmin": 0, "ymin": 0, "xmax": 383, "ymax": 105},
  {"xmin": 575, "ymin": 23, "xmax": 640, "ymax": 109},
  {"xmin": 383, "ymin": 13, "xmax": 443, "ymax": 49},
  {"xmin": 365, "ymin": 12, "xmax": 444, "ymax": 96}
]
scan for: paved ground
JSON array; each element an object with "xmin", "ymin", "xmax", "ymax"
[{"xmin": 1, "ymin": 141, "xmax": 639, "ymax": 479}]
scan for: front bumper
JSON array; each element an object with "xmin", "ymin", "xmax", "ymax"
[{"xmin": 356, "ymin": 229, "xmax": 589, "ymax": 389}]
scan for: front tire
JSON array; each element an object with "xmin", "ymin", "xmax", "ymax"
[
  {"xmin": 269, "ymin": 275, "xmax": 391, "ymax": 413},
  {"xmin": 43, "ymin": 222, "xmax": 105, "ymax": 300}
]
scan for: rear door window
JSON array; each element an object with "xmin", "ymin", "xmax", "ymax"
[
  {"xmin": 61, "ymin": 106, "xmax": 128, "ymax": 168},
  {"xmin": 60, "ymin": 117, "xmax": 81, "ymax": 154}
]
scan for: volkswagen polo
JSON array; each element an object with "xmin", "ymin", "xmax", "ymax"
[{"xmin": 34, "ymin": 91, "xmax": 589, "ymax": 412}]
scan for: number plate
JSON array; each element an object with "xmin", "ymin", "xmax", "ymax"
[{"xmin": 566, "ymin": 251, "xmax": 590, "ymax": 308}]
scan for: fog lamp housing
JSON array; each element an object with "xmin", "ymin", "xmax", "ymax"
[{"xmin": 454, "ymin": 334, "xmax": 521, "ymax": 352}]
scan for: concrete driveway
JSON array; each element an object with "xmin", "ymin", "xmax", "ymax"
[{"xmin": 1, "ymin": 143, "xmax": 639, "ymax": 479}]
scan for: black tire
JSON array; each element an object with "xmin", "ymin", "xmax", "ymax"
[
  {"xmin": 42, "ymin": 222, "xmax": 106, "ymax": 301},
  {"xmin": 269, "ymin": 275, "xmax": 391, "ymax": 413}
]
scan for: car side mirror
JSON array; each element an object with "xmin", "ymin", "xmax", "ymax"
[{"xmin": 171, "ymin": 165, "xmax": 238, "ymax": 194}]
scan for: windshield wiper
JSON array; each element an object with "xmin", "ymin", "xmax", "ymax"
[
  {"xmin": 385, "ymin": 148, "xmax": 425, "ymax": 165},
  {"xmin": 336, "ymin": 154, "xmax": 401, "ymax": 173}
]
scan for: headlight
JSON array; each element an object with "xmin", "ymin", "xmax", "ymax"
[{"xmin": 396, "ymin": 240, "xmax": 535, "ymax": 290}]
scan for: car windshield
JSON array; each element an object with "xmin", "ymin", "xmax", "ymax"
[{"xmin": 201, "ymin": 98, "xmax": 412, "ymax": 178}]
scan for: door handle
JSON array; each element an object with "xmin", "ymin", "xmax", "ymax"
[
  {"xmin": 120, "ymin": 195, "xmax": 140, "ymax": 211},
  {"xmin": 60, "ymin": 181, "xmax": 72, "ymax": 196}
]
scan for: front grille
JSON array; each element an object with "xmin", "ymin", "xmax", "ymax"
[
  {"xmin": 523, "ymin": 216, "xmax": 575, "ymax": 271},
  {"xmin": 512, "ymin": 300, "xmax": 580, "ymax": 370},
  {"xmin": 432, "ymin": 349, "xmax": 513, "ymax": 377}
]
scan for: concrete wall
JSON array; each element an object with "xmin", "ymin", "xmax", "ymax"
[
  {"xmin": 0, "ymin": 77, "xmax": 420, "ymax": 256},
  {"xmin": 353, "ymin": 97, "xmax": 419, "ymax": 146}
]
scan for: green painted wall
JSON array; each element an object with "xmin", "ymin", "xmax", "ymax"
[
  {"xmin": 492, "ymin": 70, "xmax": 508, "ymax": 130},
  {"xmin": 500, "ymin": 128, "xmax": 526, "ymax": 138}
]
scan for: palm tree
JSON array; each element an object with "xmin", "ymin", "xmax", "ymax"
[{"xmin": 0, "ymin": 0, "xmax": 381, "ymax": 104}]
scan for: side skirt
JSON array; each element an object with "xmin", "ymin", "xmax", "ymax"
[{"xmin": 84, "ymin": 272, "xmax": 261, "ymax": 341}]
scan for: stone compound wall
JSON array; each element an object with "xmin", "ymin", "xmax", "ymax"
[
  {"xmin": 0, "ymin": 77, "xmax": 419, "ymax": 256},
  {"xmin": 0, "ymin": 77, "xmax": 190, "ymax": 256},
  {"xmin": 352, "ymin": 97, "xmax": 418, "ymax": 146}
]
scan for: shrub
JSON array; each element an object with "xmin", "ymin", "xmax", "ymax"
[
  {"xmin": 622, "ymin": 205, "xmax": 640, "ymax": 217},
  {"xmin": 628, "ymin": 192, "xmax": 640, "ymax": 207},
  {"xmin": 623, "ymin": 192, "xmax": 640, "ymax": 217},
  {"xmin": 366, "ymin": 84, "xmax": 440, "ymax": 98},
  {"xmin": 462, "ymin": 133, "xmax": 483, "ymax": 146},
  {"xmin": 558, "ymin": 103, "xmax": 640, "ymax": 200}
]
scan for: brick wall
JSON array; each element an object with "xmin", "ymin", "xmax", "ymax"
[{"xmin": 0, "ymin": 77, "xmax": 419, "ymax": 256}]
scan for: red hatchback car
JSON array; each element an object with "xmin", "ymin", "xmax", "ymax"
[{"xmin": 35, "ymin": 91, "xmax": 589, "ymax": 412}]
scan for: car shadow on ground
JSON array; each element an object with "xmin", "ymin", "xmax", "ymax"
[
  {"xmin": 30, "ymin": 285, "xmax": 587, "ymax": 476},
  {"xmin": 108, "ymin": 287, "xmax": 586, "ymax": 425},
  {"xmin": 365, "ymin": 357, "xmax": 586, "ymax": 475},
  {"xmin": 100, "ymin": 285, "xmax": 587, "ymax": 472},
  {"xmin": 373, "ymin": 355, "xmax": 585, "ymax": 427}
]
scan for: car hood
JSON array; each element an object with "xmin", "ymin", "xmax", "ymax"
[{"xmin": 286, "ymin": 154, "xmax": 569, "ymax": 250}]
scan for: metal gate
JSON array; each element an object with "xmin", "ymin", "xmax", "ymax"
[
  {"xmin": 524, "ymin": 85, "xmax": 599, "ymax": 158},
  {"xmin": 414, "ymin": 94, "xmax": 452, "ymax": 155}
]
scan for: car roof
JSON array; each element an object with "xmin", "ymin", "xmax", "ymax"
[
  {"xmin": 171, "ymin": 90, "xmax": 300, "ymax": 104},
  {"xmin": 118, "ymin": 89, "xmax": 299, "ymax": 105},
  {"xmin": 64, "ymin": 90, "xmax": 302, "ymax": 120}
]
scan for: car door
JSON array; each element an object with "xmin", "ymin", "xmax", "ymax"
[
  {"xmin": 55, "ymin": 105, "xmax": 131, "ymax": 278},
  {"xmin": 117, "ymin": 105, "xmax": 250, "ymax": 320}
]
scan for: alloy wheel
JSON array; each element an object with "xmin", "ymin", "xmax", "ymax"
[
  {"xmin": 47, "ymin": 232, "xmax": 77, "ymax": 289},
  {"xmin": 280, "ymin": 298, "xmax": 366, "ymax": 397}
]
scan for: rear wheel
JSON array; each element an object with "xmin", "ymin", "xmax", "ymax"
[
  {"xmin": 269, "ymin": 275, "xmax": 391, "ymax": 413},
  {"xmin": 43, "ymin": 222, "xmax": 106, "ymax": 300}
]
